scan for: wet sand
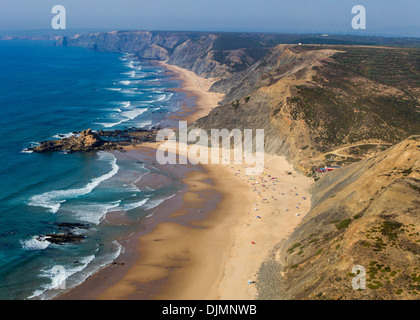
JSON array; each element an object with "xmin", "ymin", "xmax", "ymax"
[
  {"xmin": 158, "ymin": 61, "xmax": 224, "ymax": 123},
  {"xmin": 57, "ymin": 61, "xmax": 313, "ymax": 300}
]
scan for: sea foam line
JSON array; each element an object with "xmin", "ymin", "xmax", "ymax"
[
  {"xmin": 109, "ymin": 198, "xmax": 149, "ymax": 212},
  {"xmin": 70, "ymin": 200, "xmax": 121, "ymax": 225},
  {"xmin": 143, "ymin": 194, "xmax": 176, "ymax": 211},
  {"xmin": 28, "ymin": 152, "xmax": 119, "ymax": 214},
  {"xmin": 96, "ymin": 107, "xmax": 148, "ymax": 128},
  {"xmin": 20, "ymin": 236, "xmax": 51, "ymax": 251},
  {"xmin": 27, "ymin": 240, "xmax": 123, "ymax": 300},
  {"xmin": 27, "ymin": 254, "xmax": 95, "ymax": 300}
]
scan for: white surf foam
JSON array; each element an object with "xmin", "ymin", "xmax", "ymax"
[
  {"xmin": 155, "ymin": 94, "xmax": 166, "ymax": 101},
  {"xmin": 121, "ymin": 71, "xmax": 136, "ymax": 78},
  {"xmin": 115, "ymin": 198, "xmax": 149, "ymax": 212},
  {"xmin": 28, "ymin": 241, "xmax": 124, "ymax": 300},
  {"xmin": 143, "ymin": 194, "xmax": 175, "ymax": 210},
  {"xmin": 29, "ymin": 152, "xmax": 119, "ymax": 214},
  {"xmin": 120, "ymin": 89, "xmax": 144, "ymax": 95},
  {"xmin": 21, "ymin": 236, "xmax": 51, "ymax": 251},
  {"xmin": 164, "ymin": 92, "xmax": 173, "ymax": 102},
  {"xmin": 97, "ymin": 107, "xmax": 148, "ymax": 128},
  {"xmin": 73, "ymin": 200, "xmax": 121, "ymax": 225},
  {"xmin": 120, "ymin": 108, "xmax": 148, "ymax": 120},
  {"xmin": 96, "ymin": 120, "xmax": 125, "ymax": 128},
  {"xmin": 137, "ymin": 120, "xmax": 153, "ymax": 128},
  {"xmin": 52, "ymin": 132, "xmax": 75, "ymax": 139},
  {"xmin": 28, "ymin": 254, "xmax": 95, "ymax": 300}
]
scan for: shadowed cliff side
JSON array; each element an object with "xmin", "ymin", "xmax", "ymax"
[
  {"xmin": 57, "ymin": 31, "xmax": 272, "ymax": 79},
  {"xmin": 55, "ymin": 32, "xmax": 420, "ymax": 300},
  {"xmin": 57, "ymin": 34, "xmax": 420, "ymax": 175},
  {"xmin": 198, "ymin": 44, "xmax": 420, "ymax": 173}
]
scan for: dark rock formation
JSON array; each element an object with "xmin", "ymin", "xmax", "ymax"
[
  {"xmin": 55, "ymin": 222, "xmax": 90, "ymax": 230},
  {"xmin": 37, "ymin": 233, "xmax": 86, "ymax": 245},
  {"xmin": 30, "ymin": 128, "xmax": 158, "ymax": 153},
  {"xmin": 31, "ymin": 129, "xmax": 116, "ymax": 153}
]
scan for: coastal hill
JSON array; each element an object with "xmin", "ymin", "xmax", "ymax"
[
  {"xmin": 258, "ymin": 135, "xmax": 420, "ymax": 299},
  {"xmin": 56, "ymin": 30, "xmax": 420, "ymax": 78},
  {"xmin": 200, "ymin": 43, "xmax": 420, "ymax": 173},
  {"xmin": 58, "ymin": 31, "xmax": 420, "ymax": 174},
  {"xmin": 56, "ymin": 31, "xmax": 420, "ymax": 299}
]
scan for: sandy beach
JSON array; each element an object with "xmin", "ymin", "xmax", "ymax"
[
  {"xmin": 158, "ymin": 61, "xmax": 224, "ymax": 123},
  {"xmin": 58, "ymin": 61, "xmax": 313, "ymax": 300}
]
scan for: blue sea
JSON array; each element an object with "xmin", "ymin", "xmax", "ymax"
[{"xmin": 0, "ymin": 40, "xmax": 184, "ymax": 299}]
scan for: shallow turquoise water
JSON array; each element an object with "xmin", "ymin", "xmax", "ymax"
[{"xmin": 0, "ymin": 40, "xmax": 183, "ymax": 299}]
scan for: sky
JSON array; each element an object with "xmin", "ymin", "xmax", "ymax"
[{"xmin": 0, "ymin": 0, "xmax": 419, "ymax": 37}]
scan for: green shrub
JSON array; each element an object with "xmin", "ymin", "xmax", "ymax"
[{"xmin": 336, "ymin": 219, "xmax": 352, "ymax": 230}]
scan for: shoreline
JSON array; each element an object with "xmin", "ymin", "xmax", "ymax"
[
  {"xmin": 57, "ymin": 61, "xmax": 313, "ymax": 300},
  {"xmin": 56, "ymin": 60, "xmax": 227, "ymax": 300},
  {"xmin": 158, "ymin": 61, "xmax": 224, "ymax": 124}
]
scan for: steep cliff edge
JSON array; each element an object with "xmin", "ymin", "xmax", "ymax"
[
  {"xmin": 57, "ymin": 31, "xmax": 271, "ymax": 79},
  {"xmin": 55, "ymin": 31, "xmax": 420, "ymax": 300},
  {"xmin": 257, "ymin": 135, "xmax": 420, "ymax": 299},
  {"xmin": 198, "ymin": 44, "xmax": 420, "ymax": 173},
  {"xmin": 57, "ymin": 34, "xmax": 420, "ymax": 172}
]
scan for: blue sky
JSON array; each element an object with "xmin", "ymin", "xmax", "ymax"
[{"xmin": 0, "ymin": 0, "xmax": 419, "ymax": 37}]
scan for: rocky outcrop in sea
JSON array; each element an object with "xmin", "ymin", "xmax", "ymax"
[{"xmin": 31, "ymin": 128, "xmax": 158, "ymax": 153}]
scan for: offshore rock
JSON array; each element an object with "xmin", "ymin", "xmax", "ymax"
[
  {"xmin": 31, "ymin": 129, "xmax": 118, "ymax": 153},
  {"xmin": 37, "ymin": 233, "xmax": 86, "ymax": 245}
]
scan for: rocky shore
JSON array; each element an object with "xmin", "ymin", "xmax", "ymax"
[{"xmin": 31, "ymin": 128, "xmax": 158, "ymax": 153}]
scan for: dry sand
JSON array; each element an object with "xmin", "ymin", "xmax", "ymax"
[
  {"xmin": 58, "ymin": 61, "xmax": 313, "ymax": 300},
  {"xmin": 158, "ymin": 61, "xmax": 224, "ymax": 123}
]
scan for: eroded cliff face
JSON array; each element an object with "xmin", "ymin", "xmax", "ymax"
[
  {"xmin": 59, "ymin": 31, "xmax": 178, "ymax": 60},
  {"xmin": 57, "ymin": 31, "xmax": 267, "ymax": 79},
  {"xmin": 256, "ymin": 136, "xmax": 420, "ymax": 300},
  {"xmin": 56, "ymin": 30, "xmax": 420, "ymax": 300},
  {"xmin": 193, "ymin": 45, "xmax": 343, "ymax": 172},
  {"xmin": 199, "ymin": 44, "xmax": 420, "ymax": 174},
  {"xmin": 59, "ymin": 34, "xmax": 419, "ymax": 171}
]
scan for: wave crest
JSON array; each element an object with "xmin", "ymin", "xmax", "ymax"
[{"xmin": 29, "ymin": 152, "xmax": 119, "ymax": 214}]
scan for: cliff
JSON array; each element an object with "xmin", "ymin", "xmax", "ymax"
[
  {"xmin": 57, "ymin": 30, "xmax": 420, "ymax": 80},
  {"xmin": 55, "ymin": 31, "xmax": 420, "ymax": 299},
  {"xmin": 195, "ymin": 44, "xmax": 420, "ymax": 173},
  {"xmin": 57, "ymin": 31, "xmax": 271, "ymax": 78},
  {"xmin": 59, "ymin": 31, "xmax": 420, "ymax": 173},
  {"xmin": 257, "ymin": 135, "xmax": 420, "ymax": 299}
]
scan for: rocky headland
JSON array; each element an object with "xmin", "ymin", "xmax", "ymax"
[
  {"xmin": 53, "ymin": 31, "xmax": 420, "ymax": 299},
  {"xmin": 31, "ymin": 128, "xmax": 158, "ymax": 153}
]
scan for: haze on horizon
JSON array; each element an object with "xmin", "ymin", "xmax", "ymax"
[{"xmin": 0, "ymin": 0, "xmax": 419, "ymax": 37}]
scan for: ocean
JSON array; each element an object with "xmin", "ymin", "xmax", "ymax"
[{"xmin": 0, "ymin": 40, "xmax": 184, "ymax": 299}]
